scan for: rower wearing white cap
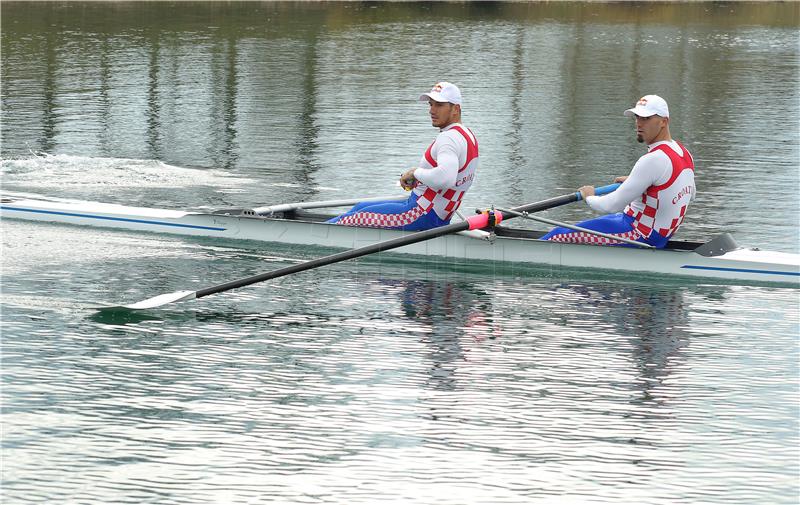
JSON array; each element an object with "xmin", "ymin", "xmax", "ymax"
[
  {"xmin": 328, "ymin": 81, "xmax": 479, "ymax": 231},
  {"xmin": 542, "ymin": 94, "xmax": 696, "ymax": 248}
]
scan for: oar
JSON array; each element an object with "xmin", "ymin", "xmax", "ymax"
[
  {"xmin": 252, "ymin": 195, "xmax": 406, "ymax": 216},
  {"xmin": 101, "ymin": 184, "xmax": 620, "ymax": 311},
  {"xmin": 497, "ymin": 208, "xmax": 654, "ymax": 248}
]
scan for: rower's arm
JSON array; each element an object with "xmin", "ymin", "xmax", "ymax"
[
  {"xmin": 585, "ymin": 151, "xmax": 669, "ymax": 213},
  {"xmin": 413, "ymin": 136, "xmax": 460, "ymax": 190}
]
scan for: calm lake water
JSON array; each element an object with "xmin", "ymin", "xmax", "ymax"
[{"xmin": 2, "ymin": 2, "xmax": 799, "ymax": 504}]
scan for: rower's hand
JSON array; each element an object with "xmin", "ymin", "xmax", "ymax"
[
  {"xmin": 614, "ymin": 176, "xmax": 628, "ymax": 183},
  {"xmin": 579, "ymin": 185, "xmax": 595, "ymax": 199},
  {"xmin": 400, "ymin": 168, "xmax": 418, "ymax": 191}
]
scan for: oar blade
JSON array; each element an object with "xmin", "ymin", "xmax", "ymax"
[{"xmin": 98, "ymin": 290, "xmax": 197, "ymax": 311}]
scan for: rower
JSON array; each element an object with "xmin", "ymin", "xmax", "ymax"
[
  {"xmin": 541, "ymin": 94, "xmax": 696, "ymax": 249},
  {"xmin": 327, "ymin": 81, "xmax": 479, "ymax": 231}
]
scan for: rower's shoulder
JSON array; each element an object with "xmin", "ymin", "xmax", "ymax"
[
  {"xmin": 439, "ymin": 124, "xmax": 476, "ymax": 144},
  {"xmin": 648, "ymin": 140, "xmax": 686, "ymax": 156}
]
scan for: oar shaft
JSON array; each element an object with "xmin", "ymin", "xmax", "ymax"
[
  {"xmin": 505, "ymin": 183, "xmax": 620, "ymax": 217},
  {"xmin": 196, "ymin": 219, "xmax": 471, "ymax": 298},
  {"xmin": 253, "ymin": 195, "xmax": 406, "ymax": 216},
  {"xmin": 194, "ymin": 183, "xmax": 620, "ymax": 299}
]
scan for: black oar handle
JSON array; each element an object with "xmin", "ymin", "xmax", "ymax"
[{"xmin": 196, "ymin": 184, "xmax": 620, "ymax": 299}]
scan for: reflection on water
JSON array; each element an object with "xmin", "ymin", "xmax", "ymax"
[
  {"xmin": 2, "ymin": 2, "xmax": 799, "ymax": 504},
  {"xmin": 557, "ymin": 284, "xmax": 692, "ymax": 406},
  {"xmin": 2, "ymin": 220, "xmax": 798, "ymax": 503},
  {"xmin": 387, "ymin": 279, "xmax": 503, "ymax": 392}
]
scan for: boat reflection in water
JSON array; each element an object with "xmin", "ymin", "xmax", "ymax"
[{"xmin": 383, "ymin": 275, "xmax": 714, "ymax": 415}]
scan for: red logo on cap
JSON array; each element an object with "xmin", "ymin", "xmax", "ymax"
[
  {"xmin": 637, "ymin": 97, "xmax": 648, "ymax": 106},
  {"xmin": 432, "ymin": 83, "xmax": 443, "ymax": 92}
]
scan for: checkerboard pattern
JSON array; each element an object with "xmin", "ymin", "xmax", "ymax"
[
  {"xmin": 548, "ymin": 228, "xmax": 642, "ymax": 246},
  {"xmin": 658, "ymin": 206, "xmax": 687, "ymax": 237},
  {"xmin": 337, "ymin": 205, "xmax": 426, "ymax": 229}
]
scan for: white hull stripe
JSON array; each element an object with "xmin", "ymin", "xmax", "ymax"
[
  {"xmin": 1, "ymin": 205, "xmax": 227, "ymax": 231},
  {"xmin": 681, "ymin": 265, "xmax": 800, "ymax": 277}
]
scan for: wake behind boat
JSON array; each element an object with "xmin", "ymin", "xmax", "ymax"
[{"xmin": 2, "ymin": 193, "xmax": 798, "ymax": 287}]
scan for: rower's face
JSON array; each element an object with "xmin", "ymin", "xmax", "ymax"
[
  {"xmin": 428, "ymin": 100, "xmax": 458, "ymax": 128},
  {"xmin": 635, "ymin": 114, "xmax": 667, "ymax": 144}
]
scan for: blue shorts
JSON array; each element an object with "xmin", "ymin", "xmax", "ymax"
[
  {"xmin": 540, "ymin": 213, "xmax": 669, "ymax": 248},
  {"xmin": 326, "ymin": 193, "xmax": 450, "ymax": 231}
]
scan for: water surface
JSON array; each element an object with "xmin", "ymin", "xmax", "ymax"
[{"xmin": 2, "ymin": 2, "xmax": 799, "ymax": 504}]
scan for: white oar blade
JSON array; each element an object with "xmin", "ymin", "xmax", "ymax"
[
  {"xmin": 96, "ymin": 290, "xmax": 197, "ymax": 311},
  {"xmin": 125, "ymin": 290, "xmax": 197, "ymax": 309}
]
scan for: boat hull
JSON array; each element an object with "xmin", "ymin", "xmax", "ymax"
[{"xmin": 2, "ymin": 196, "xmax": 798, "ymax": 286}]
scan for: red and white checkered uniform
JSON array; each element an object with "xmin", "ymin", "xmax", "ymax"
[
  {"xmin": 548, "ymin": 228, "xmax": 642, "ymax": 245},
  {"xmin": 336, "ymin": 204, "xmax": 425, "ymax": 228},
  {"xmin": 413, "ymin": 125, "xmax": 479, "ymax": 220},
  {"xmin": 624, "ymin": 141, "xmax": 695, "ymax": 239}
]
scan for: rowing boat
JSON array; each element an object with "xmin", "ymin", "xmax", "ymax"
[{"xmin": 2, "ymin": 193, "xmax": 798, "ymax": 286}]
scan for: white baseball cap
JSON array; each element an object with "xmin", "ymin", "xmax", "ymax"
[
  {"xmin": 419, "ymin": 81, "xmax": 462, "ymax": 105},
  {"xmin": 624, "ymin": 94, "xmax": 669, "ymax": 118}
]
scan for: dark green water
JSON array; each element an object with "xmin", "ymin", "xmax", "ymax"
[{"xmin": 2, "ymin": 2, "xmax": 798, "ymax": 504}]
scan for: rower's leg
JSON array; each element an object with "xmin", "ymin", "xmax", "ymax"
[
  {"xmin": 541, "ymin": 213, "xmax": 665, "ymax": 248},
  {"xmin": 328, "ymin": 195, "xmax": 449, "ymax": 231}
]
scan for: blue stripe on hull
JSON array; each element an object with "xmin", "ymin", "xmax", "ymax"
[
  {"xmin": 1, "ymin": 206, "xmax": 227, "ymax": 232},
  {"xmin": 681, "ymin": 265, "xmax": 800, "ymax": 277}
]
